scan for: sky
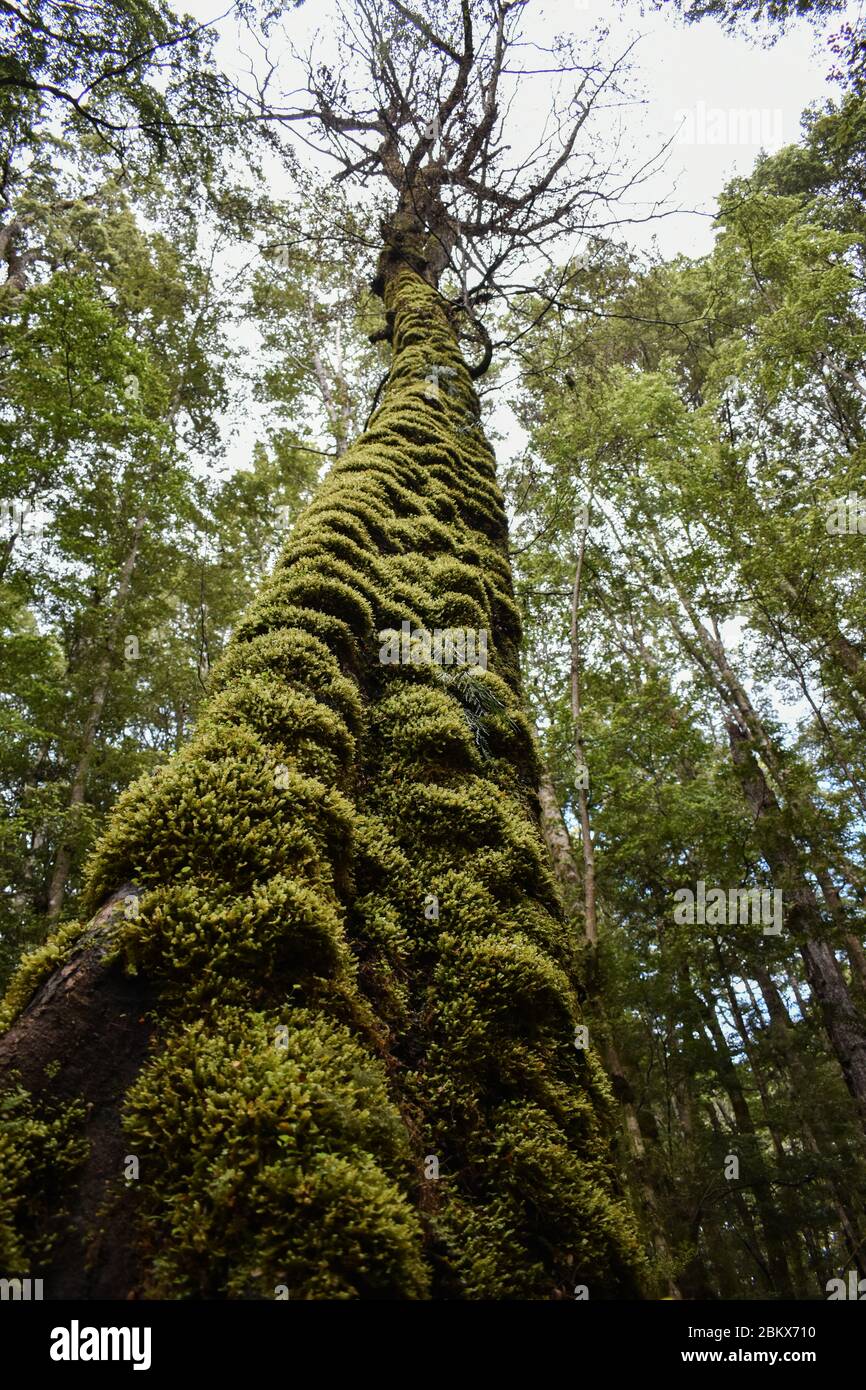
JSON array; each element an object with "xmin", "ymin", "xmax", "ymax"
[
  {"xmin": 178, "ymin": 0, "xmax": 861, "ymax": 528},
  {"xmin": 555, "ymin": 0, "xmax": 854, "ymax": 259},
  {"xmin": 185, "ymin": 0, "xmax": 860, "ymax": 262}
]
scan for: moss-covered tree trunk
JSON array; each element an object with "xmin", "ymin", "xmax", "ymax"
[{"xmin": 0, "ymin": 244, "xmax": 644, "ymax": 1299}]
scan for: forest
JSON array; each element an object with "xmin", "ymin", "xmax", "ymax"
[{"xmin": 1, "ymin": 0, "xmax": 866, "ymax": 1305}]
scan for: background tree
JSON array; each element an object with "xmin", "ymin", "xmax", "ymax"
[
  {"xmin": 507, "ymin": 85, "xmax": 866, "ymax": 1292},
  {"xmin": 0, "ymin": 117, "xmax": 322, "ymax": 980}
]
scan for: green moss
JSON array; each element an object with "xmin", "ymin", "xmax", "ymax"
[
  {"xmin": 430, "ymin": 931, "xmax": 577, "ymax": 1054},
  {"xmin": 372, "ymin": 684, "xmax": 481, "ymax": 774},
  {"xmin": 349, "ymin": 812, "xmax": 424, "ymax": 917},
  {"xmin": 432, "ymin": 1101, "xmax": 642, "ymax": 1298},
  {"xmin": 232, "ymin": 602, "xmax": 359, "ymax": 668},
  {"xmin": 0, "ymin": 918, "xmax": 89, "ymax": 1033},
  {"xmin": 291, "ymin": 505, "xmax": 384, "ymax": 556},
  {"xmin": 0, "ymin": 1085, "xmax": 87, "ymax": 1269},
  {"xmin": 83, "ymin": 729, "xmax": 355, "ymax": 912},
  {"xmin": 281, "ymin": 530, "xmax": 385, "ymax": 585},
  {"xmin": 262, "ymin": 570, "xmax": 375, "ymax": 642},
  {"xmin": 428, "ymin": 556, "xmax": 491, "ymax": 611},
  {"xmin": 119, "ymin": 874, "xmax": 352, "ymax": 1002},
  {"xmin": 391, "ymin": 513, "xmax": 459, "ymax": 555},
  {"xmin": 122, "ymin": 1009, "xmax": 428, "ymax": 1298},
  {"xmin": 210, "ymin": 629, "xmax": 363, "ymax": 733},
  {"xmin": 204, "ymin": 678, "xmax": 357, "ymax": 776}
]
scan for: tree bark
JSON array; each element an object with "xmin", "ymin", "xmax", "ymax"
[
  {"xmin": 537, "ymin": 767, "xmax": 582, "ymax": 916},
  {"xmin": 0, "ymin": 885, "xmax": 154, "ymax": 1294}
]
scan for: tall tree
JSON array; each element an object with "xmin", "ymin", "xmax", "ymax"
[{"xmin": 0, "ymin": 0, "xmax": 648, "ymax": 1298}]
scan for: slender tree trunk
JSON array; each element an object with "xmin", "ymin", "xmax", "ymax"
[
  {"xmin": 569, "ymin": 520, "xmax": 597, "ymax": 948},
  {"xmin": 702, "ymin": 1098, "xmax": 771, "ymax": 1293},
  {"xmin": 696, "ymin": 986, "xmax": 795, "ymax": 1298},
  {"xmin": 536, "ymin": 755, "xmax": 679, "ymax": 1296},
  {"xmin": 815, "ymin": 870, "xmax": 866, "ymax": 995},
  {"xmin": 537, "ymin": 766, "xmax": 581, "ymax": 919},
  {"xmin": 752, "ymin": 962, "xmax": 866, "ymax": 1280},
  {"xmin": 726, "ymin": 721, "xmax": 866, "ymax": 1134},
  {"xmin": 713, "ymin": 947, "xmax": 811, "ymax": 1295}
]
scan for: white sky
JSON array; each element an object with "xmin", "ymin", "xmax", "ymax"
[
  {"xmin": 186, "ymin": 0, "xmax": 860, "ymax": 261},
  {"xmin": 178, "ymin": 0, "xmax": 861, "ymax": 475}
]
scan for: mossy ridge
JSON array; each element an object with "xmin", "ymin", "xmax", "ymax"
[
  {"xmin": 121, "ymin": 1008, "xmax": 429, "ymax": 1299},
  {"xmin": 296, "ymin": 487, "xmax": 396, "ymax": 553},
  {"xmin": 82, "ymin": 729, "xmax": 355, "ymax": 909},
  {"xmin": 337, "ymin": 438, "xmax": 430, "ymax": 495},
  {"xmin": 331, "ymin": 457, "xmax": 428, "ymax": 519},
  {"xmin": 272, "ymin": 571, "xmax": 375, "ymax": 643},
  {"xmin": 206, "ymin": 678, "xmax": 357, "ymax": 776},
  {"xmin": 231, "ymin": 600, "xmax": 360, "ymax": 670},
  {"xmin": 280, "ymin": 529, "xmax": 385, "ymax": 585},
  {"xmin": 208, "ymin": 628, "xmax": 364, "ymax": 734},
  {"xmin": 390, "ymin": 512, "xmax": 459, "ymax": 555},
  {"xmin": 118, "ymin": 874, "xmax": 353, "ymax": 1000}
]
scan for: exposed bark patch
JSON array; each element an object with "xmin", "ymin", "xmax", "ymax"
[{"xmin": 0, "ymin": 886, "xmax": 157, "ymax": 1297}]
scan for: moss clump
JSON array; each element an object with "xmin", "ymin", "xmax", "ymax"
[
  {"xmin": 205, "ymin": 679, "xmax": 357, "ymax": 781},
  {"xmin": 0, "ymin": 1086, "xmax": 87, "ymax": 1269},
  {"xmin": 209, "ymin": 628, "xmax": 363, "ymax": 734},
  {"xmin": 82, "ymin": 728, "xmax": 355, "ymax": 909},
  {"xmin": 232, "ymin": 601, "xmax": 359, "ymax": 668},
  {"xmin": 119, "ymin": 875, "xmax": 352, "ymax": 1003},
  {"xmin": 371, "ymin": 684, "xmax": 481, "ymax": 773},
  {"xmin": 432, "ymin": 1100, "xmax": 640, "ymax": 1299},
  {"xmin": 122, "ymin": 1009, "xmax": 428, "ymax": 1298}
]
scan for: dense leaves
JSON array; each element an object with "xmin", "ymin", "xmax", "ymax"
[{"xmin": 510, "ymin": 86, "xmax": 866, "ymax": 1295}]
